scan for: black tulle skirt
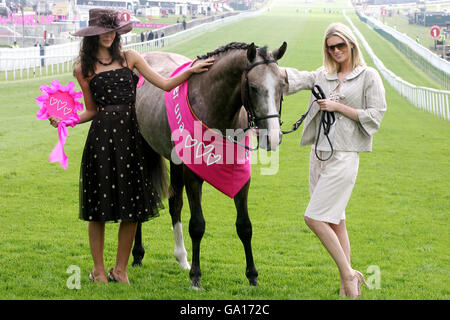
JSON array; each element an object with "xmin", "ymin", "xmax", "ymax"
[{"xmin": 79, "ymin": 104, "xmax": 163, "ymax": 223}]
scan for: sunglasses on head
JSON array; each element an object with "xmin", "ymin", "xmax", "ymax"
[{"xmin": 327, "ymin": 42, "xmax": 347, "ymax": 52}]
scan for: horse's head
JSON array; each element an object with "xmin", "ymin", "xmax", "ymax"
[{"xmin": 243, "ymin": 42, "xmax": 287, "ymax": 151}]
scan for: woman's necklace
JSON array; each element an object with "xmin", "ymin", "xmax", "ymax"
[{"xmin": 97, "ymin": 57, "xmax": 114, "ymax": 66}]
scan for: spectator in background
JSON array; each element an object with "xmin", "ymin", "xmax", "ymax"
[
  {"xmin": 154, "ymin": 32, "xmax": 158, "ymax": 47},
  {"xmin": 160, "ymin": 32, "xmax": 164, "ymax": 47},
  {"xmin": 34, "ymin": 40, "xmax": 45, "ymax": 67},
  {"xmin": 182, "ymin": 19, "xmax": 186, "ymax": 30},
  {"xmin": 147, "ymin": 30, "xmax": 154, "ymax": 41},
  {"xmin": 12, "ymin": 41, "xmax": 19, "ymax": 48},
  {"xmin": 140, "ymin": 31, "xmax": 144, "ymax": 42}
]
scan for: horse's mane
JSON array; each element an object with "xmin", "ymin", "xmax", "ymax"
[{"xmin": 197, "ymin": 42, "xmax": 270, "ymax": 61}]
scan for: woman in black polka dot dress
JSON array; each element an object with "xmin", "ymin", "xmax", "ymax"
[
  {"xmin": 49, "ymin": 9, "xmax": 213, "ymax": 284},
  {"xmin": 82, "ymin": 63, "xmax": 157, "ymax": 225}
]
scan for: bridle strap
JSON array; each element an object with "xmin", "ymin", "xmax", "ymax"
[
  {"xmin": 243, "ymin": 59, "xmax": 281, "ymax": 126},
  {"xmin": 227, "ymin": 59, "xmax": 283, "ymax": 151},
  {"xmin": 223, "ymin": 59, "xmax": 283, "ymax": 152}
]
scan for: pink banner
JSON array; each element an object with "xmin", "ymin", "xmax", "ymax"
[
  {"xmin": 133, "ymin": 23, "xmax": 167, "ymax": 29},
  {"xmin": 0, "ymin": 13, "xmax": 66, "ymax": 25},
  {"xmin": 164, "ymin": 61, "xmax": 251, "ymax": 198}
]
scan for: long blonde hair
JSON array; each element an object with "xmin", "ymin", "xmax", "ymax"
[{"xmin": 323, "ymin": 22, "xmax": 365, "ymax": 74}]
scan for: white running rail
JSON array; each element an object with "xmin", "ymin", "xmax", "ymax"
[
  {"xmin": 0, "ymin": 5, "xmax": 273, "ymax": 81},
  {"xmin": 357, "ymin": 10, "xmax": 450, "ymax": 77},
  {"xmin": 344, "ymin": 10, "xmax": 450, "ymax": 121}
]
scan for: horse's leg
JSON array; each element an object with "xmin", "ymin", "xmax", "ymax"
[
  {"xmin": 234, "ymin": 179, "xmax": 259, "ymax": 286},
  {"xmin": 183, "ymin": 166, "xmax": 205, "ymax": 289},
  {"xmin": 169, "ymin": 161, "xmax": 190, "ymax": 270},
  {"xmin": 132, "ymin": 222, "xmax": 145, "ymax": 267}
]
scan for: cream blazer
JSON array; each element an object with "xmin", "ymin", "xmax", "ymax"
[{"xmin": 285, "ymin": 65, "xmax": 387, "ymax": 152}]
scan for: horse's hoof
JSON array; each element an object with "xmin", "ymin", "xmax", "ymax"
[
  {"xmin": 178, "ymin": 260, "xmax": 191, "ymax": 270},
  {"xmin": 246, "ymin": 268, "xmax": 259, "ymax": 286},
  {"xmin": 132, "ymin": 258, "xmax": 143, "ymax": 267},
  {"xmin": 249, "ymin": 278, "xmax": 259, "ymax": 286},
  {"xmin": 191, "ymin": 279, "xmax": 201, "ymax": 290}
]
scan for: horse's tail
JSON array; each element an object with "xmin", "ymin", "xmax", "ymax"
[{"xmin": 147, "ymin": 145, "xmax": 169, "ymax": 200}]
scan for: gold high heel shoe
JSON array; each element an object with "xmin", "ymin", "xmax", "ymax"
[
  {"xmin": 108, "ymin": 268, "xmax": 118, "ymax": 282},
  {"xmin": 343, "ymin": 270, "xmax": 366, "ymax": 298},
  {"xmin": 354, "ymin": 270, "xmax": 369, "ymax": 295},
  {"xmin": 108, "ymin": 268, "xmax": 130, "ymax": 285},
  {"xmin": 89, "ymin": 270, "xmax": 108, "ymax": 283}
]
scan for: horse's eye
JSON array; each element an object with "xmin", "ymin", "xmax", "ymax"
[
  {"xmin": 249, "ymin": 84, "xmax": 261, "ymax": 96},
  {"xmin": 249, "ymin": 84, "xmax": 268, "ymax": 96}
]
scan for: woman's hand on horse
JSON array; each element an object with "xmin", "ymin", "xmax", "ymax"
[{"xmin": 190, "ymin": 58, "xmax": 215, "ymax": 73}]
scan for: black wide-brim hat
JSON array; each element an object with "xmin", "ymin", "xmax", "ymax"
[{"xmin": 72, "ymin": 8, "xmax": 133, "ymax": 37}]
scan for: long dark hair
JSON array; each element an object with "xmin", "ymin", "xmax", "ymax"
[{"xmin": 75, "ymin": 33, "xmax": 125, "ymax": 78}]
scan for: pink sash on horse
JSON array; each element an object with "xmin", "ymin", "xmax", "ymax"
[{"xmin": 165, "ymin": 61, "xmax": 251, "ymax": 198}]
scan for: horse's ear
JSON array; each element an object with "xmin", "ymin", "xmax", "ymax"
[
  {"xmin": 247, "ymin": 43, "xmax": 256, "ymax": 62},
  {"xmin": 273, "ymin": 41, "xmax": 287, "ymax": 61}
]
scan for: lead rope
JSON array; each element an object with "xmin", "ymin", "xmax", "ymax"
[
  {"xmin": 314, "ymin": 110, "xmax": 335, "ymax": 161},
  {"xmin": 282, "ymin": 85, "xmax": 335, "ymax": 161}
]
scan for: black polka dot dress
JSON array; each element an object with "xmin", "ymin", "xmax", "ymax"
[{"xmin": 79, "ymin": 67, "xmax": 163, "ymax": 223}]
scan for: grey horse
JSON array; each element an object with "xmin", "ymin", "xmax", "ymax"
[{"xmin": 133, "ymin": 42, "xmax": 287, "ymax": 288}]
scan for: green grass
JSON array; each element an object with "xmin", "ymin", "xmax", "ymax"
[{"xmin": 0, "ymin": 0, "xmax": 449, "ymax": 300}]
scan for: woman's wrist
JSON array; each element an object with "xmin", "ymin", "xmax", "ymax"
[
  {"xmin": 335, "ymin": 102, "xmax": 344, "ymax": 113},
  {"xmin": 78, "ymin": 110, "xmax": 97, "ymax": 124},
  {"xmin": 336, "ymin": 102, "xmax": 359, "ymax": 122}
]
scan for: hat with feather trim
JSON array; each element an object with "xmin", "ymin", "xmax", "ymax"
[{"xmin": 72, "ymin": 8, "xmax": 133, "ymax": 37}]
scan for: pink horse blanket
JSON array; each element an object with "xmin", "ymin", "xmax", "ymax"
[{"xmin": 164, "ymin": 61, "xmax": 251, "ymax": 198}]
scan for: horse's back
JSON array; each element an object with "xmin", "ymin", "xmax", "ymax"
[
  {"xmin": 140, "ymin": 51, "xmax": 189, "ymax": 77},
  {"xmin": 135, "ymin": 51, "xmax": 190, "ymax": 160}
]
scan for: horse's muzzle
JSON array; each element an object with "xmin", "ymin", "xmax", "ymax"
[{"xmin": 258, "ymin": 129, "xmax": 281, "ymax": 151}]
